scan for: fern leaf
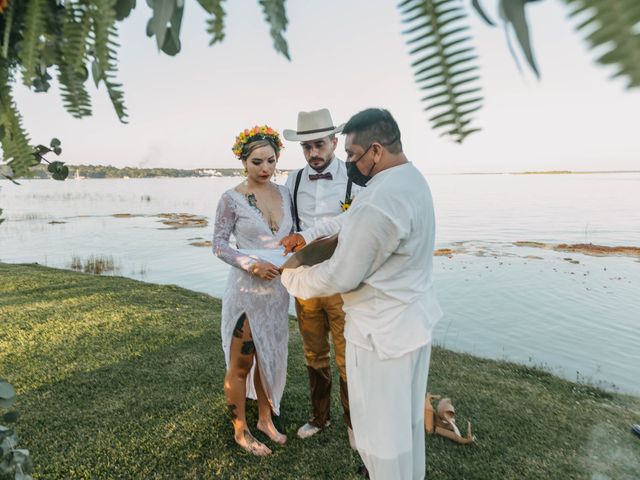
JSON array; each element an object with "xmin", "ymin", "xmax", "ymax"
[
  {"xmin": 564, "ymin": 0, "xmax": 640, "ymax": 89},
  {"xmin": 399, "ymin": 0, "xmax": 483, "ymax": 143},
  {"xmin": 259, "ymin": 0, "xmax": 290, "ymax": 60},
  {"xmin": 1, "ymin": 0, "xmax": 16, "ymax": 60},
  {"xmin": 90, "ymin": 0, "xmax": 128, "ymax": 122},
  {"xmin": 61, "ymin": 3, "xmax": 92, "ymax": 73},
  {"xmin": 20, "ymin": 0, "xmax": 47, "ymax": 87},
  {"xmin": 0, "ymin": 71, "xmax": 34, "ymax": 177},
  {"xmin": 197, "ymin": 0, "xmax": 226, "ymax": 45},
  {"xmin": 57, "ymin": 62, "xmax": 93, "ymax": 118},
  {"xmin": 54, "ymin": 3, "xmax": 93, "ymax": 118}
]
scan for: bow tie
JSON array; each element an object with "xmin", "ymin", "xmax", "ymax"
[{"xmin": 309, "ymin": 172, "xmax": 333, "ymax": 181}]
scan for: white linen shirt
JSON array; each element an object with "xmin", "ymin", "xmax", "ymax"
[
  {"xmin": 281, "ymin": 162, "xmax": 443, "ymax": 359},
  {"xmin": 285, "ymin": 156, "xmax": 362, "ymax": 242}
]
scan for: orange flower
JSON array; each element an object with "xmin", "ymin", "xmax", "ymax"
[
  {"xmin": 231, "ymin": 124, "xmax": 284, "ymax": 159},
  {"xmin": 0, "ymin": 0, "xmax": 9, "ymax": 13}
]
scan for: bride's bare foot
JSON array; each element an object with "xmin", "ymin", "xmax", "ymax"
[
  {"xmin": 256, "ymin": 419, "xmax": 287, "ymax": 445},
  {"xmin": 234, "ymin": 429, "xmax": 272, "ymax": 456}
]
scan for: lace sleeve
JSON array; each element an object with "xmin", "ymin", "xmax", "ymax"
[{"xmin": 212, "ymin": 192, "xmax": 258, "ymax": 272}]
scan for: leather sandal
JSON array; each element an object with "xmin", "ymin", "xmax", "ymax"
[{"xmin": 425, "ymin": 392, "xmax": 475, "ymax": 444}]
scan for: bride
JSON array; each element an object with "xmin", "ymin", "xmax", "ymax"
[{"xmin": 212, "ymin": 125, "xmax": 292, "ymax": 455}]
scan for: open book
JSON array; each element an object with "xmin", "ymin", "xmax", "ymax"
[{"xmin": 281, "ymin": 234, "xmax": 338, "ymax": 270}]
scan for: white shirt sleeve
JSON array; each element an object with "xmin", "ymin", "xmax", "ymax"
[
  {"xmin": 299, "ymin": 212, "xmax": 346, "ymax": 243},
  {"xmin": 281, "ymin": 203, "xmax": 402, "ymax": 299}
]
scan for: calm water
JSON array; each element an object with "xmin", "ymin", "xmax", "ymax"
[{"xmin": 1, "ymin": 173, "xmax": 639, "ymax": 394}]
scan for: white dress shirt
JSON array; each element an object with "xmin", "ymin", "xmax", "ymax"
[
  {"xmin": 285, "ymin": 156, "xmax": 362, "ymax": 241},
  {"xmin": 281, "ymin": 162, "xmax": 443, "ymax": 359}
]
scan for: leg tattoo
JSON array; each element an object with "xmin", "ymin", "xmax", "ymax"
[
  {"xmin": 233, "ymin": 313, "xmax": 246, "ymax": 339},
  {"xmin": 227, "ymin": 403, "xmax": 238, "ymax": 420},
  {"xmin": 241, "ymin": 341, "xmax": 256, "ymax": 355}
]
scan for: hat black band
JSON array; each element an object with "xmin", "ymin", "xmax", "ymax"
[{"xmin": 296, "ymin": 126, "xmax": 336, "ymax": 135}]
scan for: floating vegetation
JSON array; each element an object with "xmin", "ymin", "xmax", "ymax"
[
  {"xmin": 434, "ymin": 248, "xmax": 461, "ymax": 257},
  {"xmin": 157, "ymin": 213, "xmax": 208, "ymax": 229},
  {"xmin": 189, "ymin": 240, "xmax": 212, "ymax": 247},
  {"xmin": 514, "ymin": 242, "xmax": 640, "ymax": 258},
  {"xmin": 110, "ymin": 212, "xmax": 208, "ymax": 229},
  {"xmin": 69, "ymin": 255, "xmax": 120, "ymax": 275}
]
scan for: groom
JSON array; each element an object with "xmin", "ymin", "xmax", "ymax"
[
  {"xmin": 281, "ymin": 108, "xmax": 442, "ymax": 479},
  {"xmin": 281, "ymin": 108, "xmax": 362, "ymax": 445}
]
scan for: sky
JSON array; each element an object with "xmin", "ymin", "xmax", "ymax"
[{"xmin": 12, "ymin": 0, "xmax": 640, "ymax": 174}]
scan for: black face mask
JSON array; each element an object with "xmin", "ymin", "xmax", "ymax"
[{"xmin": 346, "ymin": 144, "xmax": 374, "ymax": 187}]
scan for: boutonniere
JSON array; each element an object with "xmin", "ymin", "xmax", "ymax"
[{"xmin": 340, "ymin": 197, "xmax": 353, "ymax": 212}]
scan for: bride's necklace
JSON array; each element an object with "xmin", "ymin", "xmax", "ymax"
[{"xmin": 245, "ymin": 183, "xmax": 280, "ymax": 234}]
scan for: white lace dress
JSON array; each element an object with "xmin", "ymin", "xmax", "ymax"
[{"xmin": 212, "ymin": 186, "xmax": 293, "ymax": 415}]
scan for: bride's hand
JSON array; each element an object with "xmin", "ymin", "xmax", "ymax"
[
  {"xmin": 280, "ymin": 233, "xmax": 306, "ymax": 254},
  {"xmin": 251, "ymin": 261, "xmax": 280, "ymax": 280}
]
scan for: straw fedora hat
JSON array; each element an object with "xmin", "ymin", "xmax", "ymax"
[{"xmin": 283, "ymin": 108, "xmax": 345, "ymax": 142}]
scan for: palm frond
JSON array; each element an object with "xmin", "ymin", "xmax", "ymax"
[
  {"xmin": 259, "ymin": 0, "xmax": 290, "ymax": 60},
  {"xmin": 90, "ymin": 0, "xmax": 128, "ymax": 122},
  {"xmin": 564, "ymin": 0, "xmax": 640, "ymax": 88},
  {"xmin": 197, "ymin": 0, "xmax": 226, "ymax": 45},
  {"xmin": 399, "ymin": 0, "xmax": 483, "ymax": 143},
  {"xmin": 20, "ymin": 0, "xmax": 47, "ymax": 86}
]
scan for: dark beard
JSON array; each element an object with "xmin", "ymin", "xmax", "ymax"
[{"xmin": 310, "ymin": 156, "xmax": 333, "ymax": 173}]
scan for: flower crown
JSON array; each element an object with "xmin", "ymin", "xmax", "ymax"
[{"xmin": 232, "ymin": 125, "xmax": 284, "ymax": 159}]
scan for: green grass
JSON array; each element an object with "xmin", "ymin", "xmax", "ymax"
[{"xmin": 1, "ymin": 263, "xmax": 639, "ymax": 479}]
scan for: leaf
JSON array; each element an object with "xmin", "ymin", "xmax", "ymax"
[
  {"xmin": 399, "ymin": 0, "xmax": 483, "ymax": 143},
  {"xmin": 197, "ymin": 0, "xmax": 226, "ymax": 45},
  {"xmin": 160, "ymin": 4, "xmax": 184, "ymax": 55},
  {"xmin": 47, "ymin": 161, "xmax": 70, "ymax": 180},
  {"xmin": 472, "ymin": 0, "xmax": 496, "ymax": 26},
  {"xmin": 50, "ymin": 138, "xmax": 61, "ymax": 148},
  {"xmin": 564, "ymin": 0, "xmax": 640, "ymax": 89},
  {"xmin": 259, "ymin": 0, "xmax": 290, "ymax": 60},
  {"xmin": 20, "ymin": 0, "xmax": 47, "ymax": 87},
  {"xmin": 90, "ymin": 0, "xmax": 129, "ymax": 121},
  {"xmin": 498, "ymin": 0, "xmax": 540, "ymax": 78},
  {"xmin": 147, "ymin": 0, "xmax": 178, "ymax": 50},
  {"xmin": 0, "ymin": 72, "xmax": 34, "ymax": 177},
  {"xmin": 115, "ymin": 0, "xmax": 136, "ymax": 20}
]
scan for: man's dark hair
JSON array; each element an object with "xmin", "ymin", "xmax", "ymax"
[{"xmin": 342, "ymin": 108, "xmax": 402, "ymax": 154}]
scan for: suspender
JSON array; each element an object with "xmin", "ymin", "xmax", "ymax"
[
  {"xmin": 293, "ymin": 169, "xmax": 303, "ymax": 232},
  {"xmin": 345, "ymin": 179, "xmax": 353, "ymax": 205},
  {"xmin": 293, "ymin": 170, "xmax": 355, "ymax": 233}
]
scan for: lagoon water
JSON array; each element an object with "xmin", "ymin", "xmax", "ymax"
[{"xmin": 1, "ymin": 173, "xmax": 639, "ymax": 394}]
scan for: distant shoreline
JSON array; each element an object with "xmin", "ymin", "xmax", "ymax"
[
  {"xmin": 449, "ymin": 170, "xmax": 640, "ymax": 176},
  {"xmin": 11, "ymin": 164, "xmax": 640, "ymax": 180}
]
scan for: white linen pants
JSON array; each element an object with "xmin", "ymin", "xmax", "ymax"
[{"xmin": 346, "ymin": 341, "xmax": 432, "ymax": 480}]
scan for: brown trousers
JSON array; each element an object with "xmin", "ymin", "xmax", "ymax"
[{"xmin": 295, "ymin": 293, "xmax": 351, "ymax": 428}]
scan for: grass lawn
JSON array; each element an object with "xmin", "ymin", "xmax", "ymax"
[{"xmin": 1, "ymin": 262, "xmax": 639, "ymax": 479}]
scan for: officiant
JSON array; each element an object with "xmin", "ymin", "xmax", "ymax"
[
  {"xmin": 280, "ymin": 108, "xmax": 443, "ymax": 480},
  {"xmin": 280, "ymin": 108, "xmax": 362, "ymax": 445}
]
